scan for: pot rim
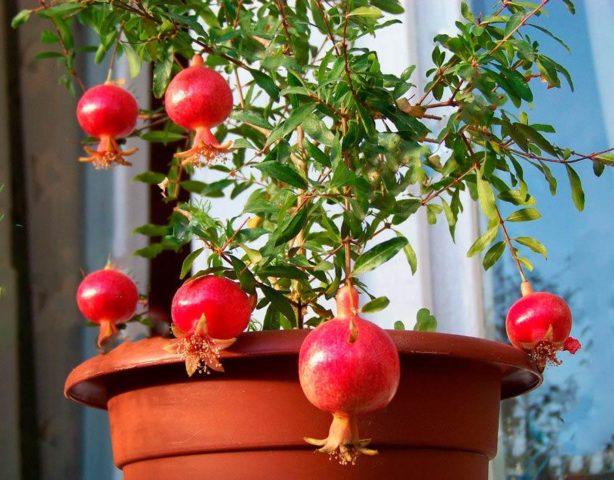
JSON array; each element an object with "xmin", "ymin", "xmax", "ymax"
[{"xmin": 65, "ymin": 330, "xmax": 542, "ymax": 409}]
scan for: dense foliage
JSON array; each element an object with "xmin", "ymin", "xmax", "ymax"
[{"xmin": 14, "ymin": 0, "xmax": 613, "ymax": 330}]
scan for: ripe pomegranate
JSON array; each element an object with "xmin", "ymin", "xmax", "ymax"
[
  {"xmin": 164, "ymin": 55, "xmax": 233, "ymax": 167},
  {"xmin": 298, "ymin": 284, "xmax": 400, "ymax": 465},
  {"xmin": 169, "ymin": 275, "xmax": 252, "ymax": 376},
  {"xmin": 76, "ymin": 82, "xmax": 139, "ymax": 168},
  {"xmin": 76, "ymin": 265, "xmax": 139, "ymax": 348},
  {"xmin": 506, "ymin": 281, "xmax": 581, "ymax": 370}
]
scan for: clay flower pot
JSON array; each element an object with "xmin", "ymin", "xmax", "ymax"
[{"xmin": 65, "ymin": 330, "xmax": 540, "ymax": 479}]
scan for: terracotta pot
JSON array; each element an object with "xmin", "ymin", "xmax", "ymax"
[{"xmin": 65, "ymin": 330, "xmax": 540, "ymax": 480}]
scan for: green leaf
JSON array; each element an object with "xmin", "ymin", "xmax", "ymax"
[
  {"xmin": 133, "ymin": 171, "xmax": 165, "ymax": 184},
  {"xmin": 460, "ymin": 1, "xmax": 474, "ymax": 22},
  {"xmin": 349, "ymin": 6, "xmax": 383, "ymax": 18},
  {"xmin": 595, "ymin": 153, "xmax": 614, "ymax": 165},
  {"xmin": 563, "ymin": 0, "xmax": 576, "ymax": 14},
  {"xmin": 135, "ymin": 243, "xmax": 164, "ymax": 259},
  {"xmin": 513, "ymin": 123, "xmax": 558, "ymax": 157},
  {"xmin": 11, "ymin": 9, "xmax": 31, "ymax": 28},
  {"xmin": 476, "ymin": 168, "xmax": 497, "ymax": 220},
  {"xmin": 180, "ymin": 247, "xmax": 204, "ymax": 279},
  {"xmin": 505, "ymin": 13, "xmax": 523, "ymax": 37},
  {"xmin": 501, "ymin": 69, "xmax": 533, "ymax": 102},
  {"xmin": 414, "ymin": 307, "xmax": 437, "ymax": 332},
  {"xmin": 153, "ymin": 49, "xmax": 174, "ymax": 98},
  {"xmin": 482, "ymin": 241, "xmax": 505, "ymax": 270},
  {"xmin": 353, "ymin": 237, "xmax": 408, "ymax": 276},
  {"xmin": 402, "ymin": 239, "xmax": 417, "ymax": 275},
  {"xmin": 282, "ymin": 103, "xmax": 315, "ymax": 136},
  {"xmin": 467, "ymin": 224, "xmax": 498, "ymax": 257},
  {"xmin": 260, "ymin": 285, "xmax": 295, "ymax": 324},
  {"xmin": 275, "ymin": 206, "xmax": 310, "ymax": 246},
  {"xmin": 134, "ymin": 224, "xmax": 168, "ymax": 236},
  {"xmin": 518, "ymin": 256, "xmax": 534, "ymax": 272},
  {"xmin": 515, "ymin": 236, "xmax": 548, "ymax": 258},
  {"xmin": 393, "ymin": 320, "xmax": 405, "ymax": 331},
  {"xmin": 250, "ymin": 69, "xmax": 280, "ymax": 101},
  {"xmin": 256, "ymin": 162, "xmax": 308, "ymax": 189},
  {"xmin": 37, "ymin": 3, "xmax": 83, "ymax": 18},
  {"xmin": 370, "ymin": 0, "xmax": 404, "ymax": 14},
  {"xmin": 140, "ymin": 130, "xmax": 185, "ymax": 144},
  {"xmin": 35, "ymin": 51, "xmax": 64, "ymax": 60},
  {"xmin": 233, "ymin": 111, "xmax": 274, "ymax": 130},
  {"xmin": 124, "ymin": 44, "xmax": 142, "ymax": 78},
  {"xmin": 258, "ymin": 265, "xmax": 308, "ymax": 281},
  {"xmin": 506, "ymin": 208, "xmax": 542, "ymax": 222},
  {"xmin": 565, "ymin": 165, "xmax": 584, "ymax": 211},
  {"xmin": 361, "ymin": 296, "xmax": 390, "ymax": 313}
]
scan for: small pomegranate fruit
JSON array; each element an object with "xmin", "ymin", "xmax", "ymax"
[
  {"xmin": 168, "ymin": 275, "xmax": 252, "ymax": 376},
  {"xmin": 164, "ymin": 55, "xmax": 233, "ymax": 167},
  {"xmin": 76, "ymin": 82, "xmax": 139, "ymax": 168},
  {"xmin": 298, "ymin": 284, "xmax": 400, "ymax": 465},
  {"xmin": 76, "ymin": 265, "xmax": 139, "ymax": 348},
  {"xmin": 506, "ymin": 281, "xmax": 581, "ymax": 370}
]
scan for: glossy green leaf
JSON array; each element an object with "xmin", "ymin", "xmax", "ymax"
[
  {"xmin": 476, "ymin": 168, "xmax": 497, "ymax": 220},
  {"xmin": 256, "ymin": 162, "xmax": 308, "ymax": 189},
  {"xmin": 153, "ymin": 49, "xmax": 174, "ymax": 98},
  {"xmin": 515, "ymin": 236, "xmax": 548, "ymax": 258},
  {"xmin": 180, "ymin": 247, "xmax": 204, "ymax": 279},
  {"xmin": 506, "ymin": 208, "xmax": 542, "ymax": 222},
  {"xmin": 11, "ymin": 9, "xmax": 31, "ymax": 28},
  {"xmin": 349, "ymin": 6, "xmax": 382, "ymax": 18},
  {"xmin": 566, "ymin": 165, "xmax": 585, "ymax": 211},
  {"xmin": 275, "ymin": 206, "xmax": 310, "ymax": 246},
  {"xmin": 361, "ymin": 296, "xmax": 390, "ymax": 313},
  {"xmin": 353, "ymin": 237, "xmax": 408, "ymax": 276},
  {"xmin": 482, "ymin": 241, "xmax": 505, "ymax": 270},
  {"xmin": 261, "ymin": 285, "xmax": 295, "ymax": 324},
  {"xmin": 467, "ymin": 224, "xmax": 498, "ymax": 257}
]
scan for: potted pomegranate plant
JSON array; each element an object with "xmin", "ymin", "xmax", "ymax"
[{"xmin": 15, "ymin": 0, "xmax": 610, "ymax": 478}]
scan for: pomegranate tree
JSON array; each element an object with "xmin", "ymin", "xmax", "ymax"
[
  {"xmin": 164, "ymin": 55, "xmax": 233, "ymax": 167},
  {"xmin": 168, "ymin": 275, "xmax": 252, "ymax": 376},
  {"xmin": 299, "ymin": 284, "xmax": 400, "ymax": 464},
  {"xmin": 76, "ymin": 83, "xmax": 139, "ymax": 168},
  {"xmin": 76, "ymin": 265, "xmax": 139, "ymax": 347},
  {"xmin": 506, "ymin": 281, "xmax": 581, "ymax": 370}
]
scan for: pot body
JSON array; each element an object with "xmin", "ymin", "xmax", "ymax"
[{"xmin": 65, "ymin": 331, "xmax": 541, "ymax": 480}]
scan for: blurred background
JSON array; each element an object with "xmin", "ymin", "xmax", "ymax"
[{"xmin": 1, "ymin": 1, "xmax": 613, "ymax": 479}]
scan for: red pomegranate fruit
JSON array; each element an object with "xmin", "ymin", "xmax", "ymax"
[
  {"xmin": 298, "ymin": 284, "xmax": 400, "ymax": 465},
  {"xmin": 169, "ymin": 275, "xmax": 252, "ymax": 376},
  {"xmin": 76, "ymin": 82, "xmax": 139, "ymax": 168},
  {"xmin": 164, "ymin": 55, "xmax": 233, "ymax": 167},
  {"xmin": 76, "ymin": 265, "xmax": 139, "ymax": 348},
  {"xmin": 506, "ymin": 281, "xmax": 581, "ymax": 370}
]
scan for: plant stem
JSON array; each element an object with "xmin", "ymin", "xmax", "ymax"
[
  {"xmin": 106, "ymin": 22, "xmax": 125, "ymax": 83},
  {"xmin": 495, "ymin": 205, "xmax": 527, "ymax": 283}
]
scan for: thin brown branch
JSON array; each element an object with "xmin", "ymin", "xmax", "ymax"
[
  {"xmin": 487, "ymin": 0, "xmax": 549, "ymax": 55},
  {"xmin": 314, "ymin": 0, "xmax": 341, "ymax": 56}
]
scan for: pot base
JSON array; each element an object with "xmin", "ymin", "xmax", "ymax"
[
  {"xmin": 66, "ymin": 331, "xmax": 541, "ymax": 479},
  {"xmin": 124, "ymin": 449, "xmax": 487, "ymax": 480}
]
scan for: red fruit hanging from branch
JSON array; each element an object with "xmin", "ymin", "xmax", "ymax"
[
  {"xmin": 76, "ymin": 83, "xmax": 139, "ymax": 168},
  {"xmin": 164, "ymin": 55, "xmax": 233, "ymax": 167},
  {"xmin": 298, "ymin": 284, "xmax": 401, "ymax": 465},
  {"xmin": 506, "ymin": 281, "xmax": 581, "ymax": 371},
  {"xmin": 168, "ymin": 275, "xmax": 252, "ymax": 376},
  {"xmin": 76, "ymin": 265, "xmax": 139, "ymax": 348}
]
